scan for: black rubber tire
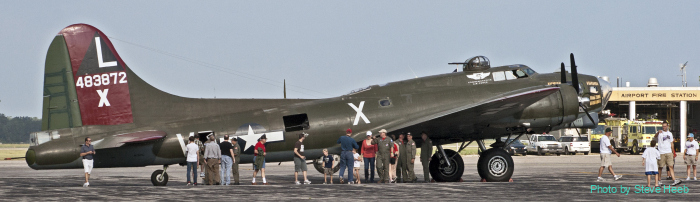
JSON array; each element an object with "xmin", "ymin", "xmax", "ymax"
[
  {"xmin": 537, "ymin": 147, "xmax": 543, "ymax": 156},
  {"xmin": 151, "ymin": 169, "xmax": 168, "ymax": 186},
  {"xmin": 522, "ymin": 152, "xmax": 527, "ymax": 156},
  {"xmin": 584, "ymin": 152, "xmax": 589, "ymax": 155},
  {"xmin": 313, "ymin": 154, "xmax": 341, "ymax": 174},
  {"xmin": 631, "ymin": 142, "xmax": 640, "ymax": 155},
  {"xmin": 564, "ymin": 147, "xmax": 569, "ymax": 155},
  {"xmin": 556, "ymin": 153, "xmax": 561, "ymax": 156},
  {"xmin": 429, "ymin": 149, "xmax": 464, "ymax": 182},
  {"xmin": 477, "ymin": 148, "xmax": 515, "ymax": 182}
]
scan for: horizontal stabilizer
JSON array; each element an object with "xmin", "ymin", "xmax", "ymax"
[{"xmin": 91, "ymin": 130, "xmax": 166, "ymax": 149}]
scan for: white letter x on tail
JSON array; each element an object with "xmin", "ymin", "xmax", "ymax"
[
  {"xmin": 348, "ymin": 101, "xmax": 370, "ymax": 125},
  {"xmin": 97, "ymin": 89, "xmax": 110, "ymax": 107}
]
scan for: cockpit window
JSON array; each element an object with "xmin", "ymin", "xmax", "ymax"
[
  {"xmin": 513, "ymin": 70, "xmax": 528, "ymax": 78},
  {"xmin": 523, "ymin": 68, "xmax": 536, "ymax": 75}
]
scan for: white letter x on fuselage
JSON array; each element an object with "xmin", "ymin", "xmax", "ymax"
[
  {"xmin": 97, "ymin": 89, "xmax": 110, "ymax": 107},
  {"xmin": 348, "ymin": 101, "xmax": 370, "ymax": 125}
]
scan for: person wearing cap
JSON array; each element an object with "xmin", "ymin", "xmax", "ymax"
[
  {"xmin": 404, "ymin": 133, "xmax": 417, "ymax": 183},
  {"xmin": 371, "ymin": 129, "xmax": 394, "ymax": 183},
  {"xmin": 654, "ymin": 122, "xmax": 681, "ymax": 186},
  {"xmin": 361, "ymin": 131, "xmax": 378, "ymax": 183},
  {"xmin": 231, "ymin": 137, "xmax": 241, "ymax": 185},
  {"xmin": 684, "ymin": 133, "xmax": 699, "ymax": 181},
  {"xmin": 252, "ymin": 134, "xmax": 268, "ymax": 185},
  {"xmin": 204, "ymin": 133, "xmax": 221, "ymax": 185},
  {"xmin": 420, "ymin": 132, "xmax": 433, "ymax": 183},
  {"xmin": 597, "ymin": 127, "xmax": 622, "ymax": 182},
  {"xmin": 337, "ymin": 128, "xmax": 360, "ymax": 184},
  {"xmin": 294, "ymin": 133, "xmax": 311, "ymax": 185}
]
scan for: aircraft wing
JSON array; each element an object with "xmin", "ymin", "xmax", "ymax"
[
  {"xmin": 390, "ymin": 86, "xmax": 560, "ymax": 133},
  {"xmin": 90, "ymin": 130, "xmax": 167, "ymax": 149}
]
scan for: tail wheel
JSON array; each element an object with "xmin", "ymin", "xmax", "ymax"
[
  {"xmin": 151, "ymin": 170, "xmax": 168, "ymax": 186},
  {"xmin": 429, "ymin": 149, "xmax": 464, "ymax": 182},
  {"xmin": 313, "ymin": 154, "xmax": 341, "ymax": 174},
  {"xmin": 477, "ymin": 148, "xmax": 514, "ymax": 182}
]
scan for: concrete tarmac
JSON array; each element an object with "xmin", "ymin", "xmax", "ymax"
[{"xmin": 1, "ymin": 154, "xmax": 699, "ymax": 200}]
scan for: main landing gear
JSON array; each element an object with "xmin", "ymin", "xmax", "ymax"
[
  {"xmin": 313, "ymin": 154, "xmax": 341, "ymax": 174},
  {"xmin": 429, "ymin": 137, "xmax": 517, "ymax": 182},
  {"xmin": 151, "ymin": 165, "xmax": 169, "ymax": 186}
]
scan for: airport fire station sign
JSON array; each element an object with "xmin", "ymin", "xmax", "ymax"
[{"xmin": 610, "ymin": 88, "xmax": 700, "ymax": 101}]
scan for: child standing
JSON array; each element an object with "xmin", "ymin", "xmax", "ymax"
[
  {"xmin": 685, "ymin": 133, "xmax": 699, "ymax": 180},
  {"xmin": 353, "ymin": 148, "xmax": 362, "ymax": 184},
  {"xmin": 323, "ymin": 149, "xmax": 334, "ymax": 184},
  {"xmin": 642, "ymin": 140, "xmax": 661, "ymax": 187}
]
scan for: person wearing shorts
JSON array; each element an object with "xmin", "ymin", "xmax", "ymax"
[
  {"xmin": 294, "ymin": 133, "xmax": 311, "ymax": 185},
  {"xmin": 597, "ymin": 128, "xmax": 622, "ymax": 181},
  {"xmin": 252, "ymin": 135, "xmax": 268, "ymax": 185},
  {"xmin": 353, "ymin": 148, "xmax": 362, "ymax": 184},
  {"xmin": 323, "ymin": 149, "xmax": 334, "ymax": 184},
  {"xmin": 79, "ymin": 137, "xmax": 96, "ymax": 187},
  {"xmin": 643, "ymin": 140, "xmax": 661, "ymax": 187},
  {"xmin": 655, "ymin": 122, "xmax": 681, "ymax": 185},
  {"xmin": 684, "ymin": 133, "xmax": 699, "ymax": 180}
]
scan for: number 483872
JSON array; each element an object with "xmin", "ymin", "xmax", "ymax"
[{"xmin": 76, "ymin": 72, "xmax": 127, "ymax": 88}]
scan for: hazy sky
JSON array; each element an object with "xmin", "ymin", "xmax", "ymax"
[{"xmin": 1, "ymin": 1, "xmax": 699, "ymax": 118}]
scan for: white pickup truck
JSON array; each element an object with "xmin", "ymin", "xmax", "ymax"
[
  {"xmin": 558, "ymin": 136, "xmax": 591, "ymax": 155},
  {"xmin": 527, "ymin": 134, "xmax": 563, "ymax": 156}
]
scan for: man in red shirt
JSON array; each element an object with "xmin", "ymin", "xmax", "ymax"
[
  {"xmin": 361, "ymin": 131, "xmax": 378, "ymax": 183},
  {"xmin": 252, "ymin": 135, "xmax": 268, "ymax": 185}
]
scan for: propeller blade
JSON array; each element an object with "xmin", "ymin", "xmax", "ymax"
[
  {"xmin": 560, "ymin": 62, "xmax": 567, "ymax": 84},
  {"xmin": 570, "ymin": 53, "xmax": 579, "ymax": 94}
]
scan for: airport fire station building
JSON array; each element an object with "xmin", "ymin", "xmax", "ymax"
[{"xmin": 605, "ymin": 78, "xmax": 700, "ymax": 153}]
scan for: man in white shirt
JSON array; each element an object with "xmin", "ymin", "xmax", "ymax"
[
  {"xmin": 597, "ymin": 128, "xmax": 622, "ymax": 181},
  {"xmin": 655, "ymin": 122, "xmax": 681, "ymax": 186},
  {"xmin": 684, "ymin": 133, "xmax": 699, "ymax": 181},
  {"xmin": 185, "ymin": 136, "xmax": 200, "ymax": 186}
]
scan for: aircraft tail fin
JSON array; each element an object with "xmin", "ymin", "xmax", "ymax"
[
  {"xmin": 42, "ymin": 24, "xmax": 134, "ymax": 130},
  {"xmin": 43, "ymin": 24, "xmax": 317, "ymax": 130}
]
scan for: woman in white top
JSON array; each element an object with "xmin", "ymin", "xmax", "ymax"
[{"xmin": 185, "ymin": 136, "xmax": 200, "ymax": 186}]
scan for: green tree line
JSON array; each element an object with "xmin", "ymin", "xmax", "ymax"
[{"xmin": 0, "ymin": 113, "xmax": 41, "ymax": 143}]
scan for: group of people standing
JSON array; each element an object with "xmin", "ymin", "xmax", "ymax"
[
  {"xmin": 185, "ymin": 133, "xmax": 243, "ymax": 186},
  {"xmin": 597, "ymin": 122, "xmax": 699, "ymax": 187},
  {"xmin": 337, "ymin": 128, "xmax": 433, "ymax": 184}
]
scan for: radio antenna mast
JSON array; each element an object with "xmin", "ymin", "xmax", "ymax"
[{"xmin": 679, "ymin": 61, "xmax": 688, "ymax": 87}]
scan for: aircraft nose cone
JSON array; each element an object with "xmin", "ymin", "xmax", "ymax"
[
  {"xmin": 25, "ymin": 149, "xmax": 37, "ymax": 169},
  {"xmin": 597, "ymin": 77, "xmax": 612, "ymax": 109}
]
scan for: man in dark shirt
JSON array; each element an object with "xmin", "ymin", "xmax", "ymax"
[
  {"xmin": 79, "ymin": 137, "xmax": 96, "ymax": 187},
  {"xmin": 337, "ymin": 128, "xmax": 360, "ymax": 184},
  {"xmin": 294, "ymin": 133, "xmax": 311, "ymax": 184},
  {"xmin": 219, "ymin": 135, "xmax": 234, "ymax": 185}
]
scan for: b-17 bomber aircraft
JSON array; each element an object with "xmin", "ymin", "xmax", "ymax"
[{"xmin": 27, "ymin": 24, "xmax": 612, "ymax": 186}]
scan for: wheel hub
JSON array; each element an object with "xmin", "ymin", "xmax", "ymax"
[
  {"xmin": 439, "ymin": 158, "xmax": 458, "ymax": 176},
  {"xmin": 488, "ymin": 156, "xmax": 508, "ymax": 177},
  {"xmin": 157, "ymin": 174, "xmax": 164, "ymax": 182}
]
